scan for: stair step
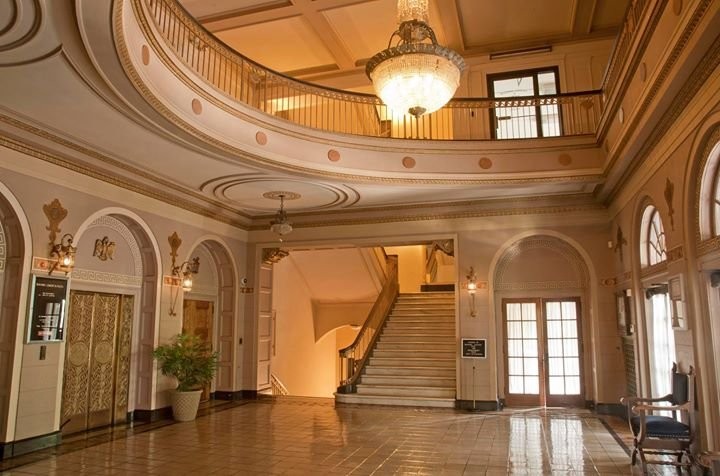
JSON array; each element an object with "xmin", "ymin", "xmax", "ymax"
[
  {"xmin": 381, "ymin": 331, "xmax": 455, "ymax": 338},
  {"xmin": 360, "ymin": 375, "xmax": 455, "ymax": 387},
  {"xmin": 335, "ymin": 393, "xmax": 456, "ymax": 408},
  {"xmin": 369, "ymin": 357, "xmax": 454, "ymax": 367},
  {"xmin": 364, "ymin": 366, "xmax": 455, "ymax": 377},
  {"xmin": 385, "ymin": 320, "xmax": 454, "ymax": 326},
  {"xmin": 373, "ymin": 349, "xmax": 455, "ymax": 358},
  {"xmin": 375, "ymin": 342, "xmax": 455, "ymax": 350},
  {"xmin": 356, "ymin": 385, "xmax": 456, "ymax": 398}
]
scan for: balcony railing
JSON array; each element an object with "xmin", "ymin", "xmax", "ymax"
[{"xmin": 143, "ymin": 0, "xmax": 603, "ymax": 141}]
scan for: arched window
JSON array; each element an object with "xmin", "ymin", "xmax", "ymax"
[
  {"xmin": 640, "ymin": 205, "xmax": 666, "ymax": 267},
  {"xmin": 709, "ymin": 142, "xmax": 720, "ymax": 236}
]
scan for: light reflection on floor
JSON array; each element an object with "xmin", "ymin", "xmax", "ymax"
[{"xmin": 0, "ymin": 399, "xmax": 688, "ymax": 475}]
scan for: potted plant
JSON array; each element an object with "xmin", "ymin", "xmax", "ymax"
[{"xmin": 153, "ymin": 333, "xmax": 218, "ymax": 421}]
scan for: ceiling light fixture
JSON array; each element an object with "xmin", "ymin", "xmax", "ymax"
[
  {"xmin": 270, "ymin": 193, "xmax": 293, "ymax": 238},
  {"xmin": 366, "ymin": 0, "xmax": 465, "ymax": 118}
]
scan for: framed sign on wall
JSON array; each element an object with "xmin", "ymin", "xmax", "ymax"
[
  {"xmin": 461, "ymin": 338, "xmax": 487, "ymax": 358},
  {"xmin": 27, "ymin": 275, "xmax": 69, "ymax": 343}
]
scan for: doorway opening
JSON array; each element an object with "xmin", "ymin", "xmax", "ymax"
[{"xmin": 503, "ymin": 298, "xmax": 584, "ymax": 407}]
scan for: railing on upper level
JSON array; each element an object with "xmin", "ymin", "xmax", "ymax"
[
  {"xmin": 270, "ymin": 374, "xmax": 289, "ymax": 396},
  {"xmin": 337, "ymin": 255, "xmax": 398, "ymax": 393},
  {"xmin": 142, "ymin": 0, "xmax": 603, "ymax": 141}
]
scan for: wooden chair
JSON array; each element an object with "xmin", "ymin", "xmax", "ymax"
[{"xmin": 620, "ymin": 363, "xmax": 696, "ymax": 473}]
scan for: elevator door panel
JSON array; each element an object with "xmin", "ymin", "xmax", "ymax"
[
  {"xmin": 62, "ymin": 292, "xmax": 133, "ymax": 434},
  {"xmin": 183, "ymin": 299, "xmax": 214, "ymax": 401}
]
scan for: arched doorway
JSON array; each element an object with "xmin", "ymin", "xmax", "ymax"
[
  {"xmin": 183, "ymin": 239, "xmax": 236, "ymax": 395},
  {"xmin": 492, "ymin": 234, "xmax": 592, "ymax": 407},
  {"xmin": 0, "ymin": 187, "xmax": 29, "ymax": 444},
  {"xmin": 60, "ymin": 210, "xmax": 160, "ymax": 433}
]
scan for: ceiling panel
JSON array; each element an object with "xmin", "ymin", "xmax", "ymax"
[
  {"xmin": 321, "ymin": 0, "xmax": 398, "ymax": 63},
  {"xmin": 215, "ymin": 16, "xmax": 337, "ymax": 73},
  {"xmin": 179, "ymin": 0, "xmax": 290, "ymax": 21},
  {"xmin": 591, "ymin": 0, "xmax": 631, "ymax": 31},
  {"xmin": 457, "ymin": 0, "xmax": 575, "ymax": 48}
]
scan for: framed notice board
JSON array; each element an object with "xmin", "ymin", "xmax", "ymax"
[
  {"xmin": 461, "ymin": 338, "xmax": 487, "ymax": 358},
  {"xmin": 27, "ymin": 275, "xmax": 69, "ymax": 343}
]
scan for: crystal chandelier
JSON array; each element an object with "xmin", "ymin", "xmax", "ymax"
[
  {"xmin": 366, "ymin": 0, "xmax": 465, "ymax": 118},
  {"xmin": 270, "ymin": 194, "xmax": 293, "ymax": 237}
]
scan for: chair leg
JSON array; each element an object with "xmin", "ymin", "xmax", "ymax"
[
  {"xmin": 631, "ymin": 447, "xmax": 638, "ymax": 465},
  {"xmin": 639, "ymin": 449, "xmax": 648, "ymax": 475}
]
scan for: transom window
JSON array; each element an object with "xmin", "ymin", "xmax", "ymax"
[
  {"xmin": 641, "ymin": 206, "xmax": 667, "ymax": 267},
  {"xmin": 488, "ymin": 68, "xmax": 561, "ymax": 139}
]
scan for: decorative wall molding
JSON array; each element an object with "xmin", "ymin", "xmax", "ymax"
[
  {"xmin": 495, "ymin": 280, "xmax": 583, "ymax": 291},
  {"xmin": 494, "ymin": 235, "xmax": 590, "ymax": 289},
  {"xmin": 0, "ymin": 225, "xmax": 5, "ymax": 271},
  {"xmin": 88, "ymin": 215, "xmax": 142, "ymax": 276},
  {"xmin": 667, "ymin": 245, "xmax": 684, "ymax": 263},
  {"xmin": 71, "ymin": 268, "xmax": 142, "ymax": 287},
  {"xmin": 694, "ymin": 125, "xmax": 720, "ymax": 245},
  {"xmin": 697, "ymin": 235, "xmax": 720, "ymax": 257},
  {"xmin": 640, "ymin": 260, "xmax": 667, "ymax": 278},
  {"xmin": 600, "ymin": 278, "xmax": 617, "ymax": 287}
]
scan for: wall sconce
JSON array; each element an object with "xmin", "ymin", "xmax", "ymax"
[
  {"xmin": 168, "ymin": 257, "xmax": 199, "ymax": 316},
  {"xmin": 49, "ymin": 233, "xmax": 77, "ymax": 275},
  {"xmin": 466, "ymin": 267, "xmax": 477, "ymax": 318}
]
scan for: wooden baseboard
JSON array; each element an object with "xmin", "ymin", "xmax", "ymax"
[{"xmin": 0, "ymin": 431, "xmax": 61, "ymax": 460}]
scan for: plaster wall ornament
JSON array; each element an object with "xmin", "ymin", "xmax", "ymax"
[
  {"xmin": 43, "ymin": 198, "xmax": 68, "ymax": 252},
  {"xmin": 262, "ymin": 248, "xmax": 289, "ymax": 265},
  {"xmin": 665, "ymin": 178, "xmax": 675, "ymax": 230},
  {"xmin": 93, "ymin": 236, "xmax": 116, "ymax": 261},
  {"xmin": 168, "ymin": 231, "xmax": 182, "ymax": 269},
  {"xmin": 614, "ymin": 226, "xmax": 628, "ymax": 262}
]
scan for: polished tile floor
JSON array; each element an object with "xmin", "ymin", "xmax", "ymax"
[{"xmin": 0, "ymin": 399, "xmax": 686, "ymax": 475}]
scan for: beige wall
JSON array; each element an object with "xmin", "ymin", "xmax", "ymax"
[{"xmin": 384, "ymin": 245, "xmax": 426, "ymax": 293}]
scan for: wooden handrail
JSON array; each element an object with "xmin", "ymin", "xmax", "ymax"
[{"xmin": 337, "ymin": 255, "xmax": 399, "ymax": 393}]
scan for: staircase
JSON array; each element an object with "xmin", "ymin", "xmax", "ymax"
[{"xmin": 336, "ymin": 292, "xmax": 456, "ymax": 408}]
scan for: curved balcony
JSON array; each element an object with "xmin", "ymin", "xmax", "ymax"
[{"xmin": 143, "ymin": 0, "xmax": 603, "ymax": 142}]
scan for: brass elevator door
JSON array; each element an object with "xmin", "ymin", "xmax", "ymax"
[{"xmin": 61, "ymin": 291, "xmax": 134, "ymax": 434}]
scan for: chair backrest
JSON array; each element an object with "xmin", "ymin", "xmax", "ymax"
[{"xmin": 670, "ymin": 363, "xmax": 695, "ymax": 424}]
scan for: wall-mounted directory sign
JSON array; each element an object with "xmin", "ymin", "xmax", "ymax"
[
  {"xmin": 461, "ymin": 338, "xmax": 487, "ymax": 358},
  {"xmin": 27, "ymin": 275, "xmax": 68, "ymax": 343}
]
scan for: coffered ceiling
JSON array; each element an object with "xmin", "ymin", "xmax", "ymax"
[{"xmin": 179, "ymin": 0, "xmax": 630, "ymax": 89}]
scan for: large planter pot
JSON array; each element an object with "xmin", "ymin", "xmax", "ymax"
[{"xmin": 171, "ymin": 389, "xmax": 203, "ymax": 421}]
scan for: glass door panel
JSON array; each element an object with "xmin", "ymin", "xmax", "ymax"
[
  {"xmin": 545, "ymin": 299, "xmax": 583, "ymax": 406},
  {"xmin": 504, "ymin": 300, "xmax": 542, "ymax": 406}
]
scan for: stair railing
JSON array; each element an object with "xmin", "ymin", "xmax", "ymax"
[
  {"xmin": 337, "ymin": 255, "xmax": 399, "ymax": 393},
  {"xmin": 270, "ymin": 374, "xmax": 289, "ymax": 396}
]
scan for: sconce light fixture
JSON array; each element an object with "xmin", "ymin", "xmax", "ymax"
[
  {"xmin": 49, "ymin": 233, "xmax": 77, "ymax": 275},
  {"xmin": 168, "ymin": 257, "xmax": 199, "ymax": 316},
  {"xmin": 466, "ymin": 267, "xmax": 477, "ymax": 317}
]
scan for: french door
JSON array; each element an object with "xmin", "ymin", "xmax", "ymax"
[{"xmin": 503, "ymin": 298, "xmax": 584, "ymax": 407}]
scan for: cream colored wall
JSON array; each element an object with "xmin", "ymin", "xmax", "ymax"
[
  {"xmin": 384, "ymin": 245, "xmax": 425, "ymax": 293},
  {"xmin": 271, "ymin": 257, "xmax": 339, "ymax": 397},
  {"xmin": 0, "ymin": 153, "xmax": 248, "ymax": 445}
]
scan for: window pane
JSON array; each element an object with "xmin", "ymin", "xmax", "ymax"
[
  {"xmin": 546, "ymin": 302, "xmax": 561, "ymax": 319},
  {"xmin": 547, "ymin": 321, "xmax": 562, "ymax": 339},
  {"xmin": 563, "ymin": 339, "xmax": 579, "ymax": 357},
  {"xmin": 508, "ymin": 357, "xmax": 523, "ymax": 375},
  {"xmin": 507, "ymin": 303, "xmax": 522, "ymax": 320},
  {"xmin": 509, "ymin": 376, "xmax": 524, "ymax": 393},
  {"xmin": 522, "ymin": 303, "xmax": 537, "ymax": 320},
  {"xmin": 538, "ymin": 72, "xmax": 557, "ymax": 95},
  {"xmin": 547, "ymin": 338, "xmax": 563, "ymax": 357},
  {"xmin": 564, "ymin": 357, "xmax": 580, "ymax": 376},
  {"xmin": 562, "ymin": 321, "xmax": 578, "ymax": 338},
  {"xmin": 522, "ymin": 321, "xmax": 537, "ymax": 338},
  {"xmin": 507, "ymin": 322, "xmax": 522, "ymax": 338},
  {"xmin": 493, "ymin": 76, "xmax": 535, "ymax": 97},
  {"xmin": 523, "ymin": 339, "xmax": 538, "ymax": 357},
  {"xmin": 565, "ymin": 377, "xmax": 581, "ymax": 394},
  {"xmin": 508, "ymin": 339, "xmax": 523, "ymax": 357},
  {"xmin": 549, "ymin": 376, "xmax": 565, "ymax": 394},
  {"xmin": 540, "ymin": 104, "xmax": 560, "ymax": 137},
  {"xmin": 561, "ymin": 302, "xmax": 577, "ymax": 320},
  {"xmin": 523, "ymin": 357, "xmax": 539, "ymax": 376},
  {"xmin": 548, "ymin": 357, "xmax": 564, "ymax": 376},
  {"xmin": 524, "ymin": 376, "xmax": 539, "ymax": 394}
]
